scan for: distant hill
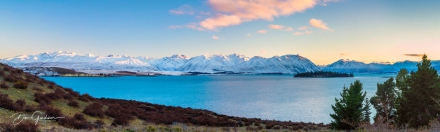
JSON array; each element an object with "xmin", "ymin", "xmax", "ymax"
[
  {"xmin": 0, "ymin": 63, "xmax": 327, "ymax": 131},
  {"xmin": 322, "ymin": 59, "xmax": 440, "ymax": 73},
  {"xmin": 294, "ymin": 71, "xmax": 354, "ymax": 78}
]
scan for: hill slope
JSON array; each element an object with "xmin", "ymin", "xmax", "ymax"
[{"xmin": 0, "ymin": 63, "xmax": 326, "ymax": 131}]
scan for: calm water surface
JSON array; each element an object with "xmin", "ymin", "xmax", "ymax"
[{"xmin": 43, "ymin": 74, "xmax": 394, "ymax": 123}]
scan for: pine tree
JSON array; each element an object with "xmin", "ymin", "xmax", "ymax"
[
  {"xmin": 370, "ymin": 78, "xmax": 396, "ymax": 124},
  {"xmin": 330, "ymin": 80, "xmax": 370, "ymax": 130},
  {"xmin": 396, "ymin": 54, "xmax": 440, "ymax": 127},
  {"xmin": 363, "ymin": 98, "xmax": 372, "ymax": 123}
]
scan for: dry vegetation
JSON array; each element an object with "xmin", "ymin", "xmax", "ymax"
[{"xmin": 0, "ymin": 63, "xmax": 329, "ymax": 131}]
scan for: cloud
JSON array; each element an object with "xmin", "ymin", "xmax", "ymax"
[
  {"xmin": 298, "ymin": 26, "xmax": 308, "ymax": 30},
  {"xmin": 340, "ymin": 53, "xmax": 348, "ymax": 56},
  {"xmin": 256, "ymin": 30, "xmax": 267, "ymax": 34},
  {"xmin": 169, "ymin": 23, "xmax": 204, "ymax": 30},
  {"xmin": 404, "ymin": 54, "xmax": 424, "ymax": 57},
  {"xmin": 294, "ymin": 26, "xmax": 312, "ymax": 35},
  {"xmin": 212, "ymin": 36, "xmax": 219, "ymax": 40},
  {"xmin": 293, "ymin": 32, "xmax": 303, "ymax": 36},
  {"xmin": 199, "ymin": 0, "xmax": 317, "ymax": 30},
  {"xmin": 169, "ymin": 4, "xmax": 195, "ymax": 15},
  {"xmin": 247, "ymin": 34, "xmax": 252, "ymax": 37},
  {"xmin": 269, "ymin": 24, "xmax": 293, "ymax": 31},
  {"xmin": 309, "ymin": 18, "xmax": 333, "ymax": 31}
]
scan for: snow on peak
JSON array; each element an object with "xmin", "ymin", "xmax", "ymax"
[{"xmin": 1, "ymin": 51, "xmax": 321, "ymax": 74}]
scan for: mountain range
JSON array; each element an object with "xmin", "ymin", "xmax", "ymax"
[
  {"xmin": 0, "ymin": 51, "xmax": 320, "ymax": 75},
  {"xmin": 0, "ymin": 51, "xmax": 439, "ymax": 75}
]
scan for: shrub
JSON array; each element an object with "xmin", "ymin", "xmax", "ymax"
[
  {"xmin": 25, "ymin": 105, "xmax": 36, "ymax": 112},
  {"xmin": 79, "ymin": 93, "xmax": 94, "ymax": 102},
  {"xmin": 83, "ymin": 103, "xmax": 104, "ymax": 118},
  {"xmin": 74, "ymin": 113, "xmax": 86, "ymax": 121},
  {"xmin": 14, "ymin": 121, "xmax": 39, "ymax": 132},
  {"xmin": 4, "ymin": 75, "xmax": 17, "ymax": 82},
  {"xmin": 64, "ymin": 88, "xmax": 80, "ymax": 97},
  {"xmin": 3, "ymin": 66, "xmax": 11, "ymax": 71},
  {"xmin": 42, "ymin": 106, "xmax": 63, "ymax": 117},
  {"xmin": 68, "ymin": 101, "xmax": 79, "ymax": 107},
  {"xmin": 14, "ymin": 99, "xmax": 26, "ymax": 111},
  {"xmin": 94, "ymin": 120, "xmax": 105, "ymax": 128},
  {"xmin": 13, "ymin": 81, "xmax": 28, "ymax": 89},
  {"xmin": 0, "ymin": 82, "xmax": 9, "ymax": 89},
  {"xmin": 0, "ymin": 70, "xmax": 4, "ymax": 76},
  {"xmin": 32, "ymin": 87, "xmax": 43, "ymax": 92},
  {"xmin": 34, "ymin": 93, "xmax": 52, "ymax": 105},
  {"xmin": 0, "ymin": 94, "xmax": 15, "ymax": 110}
]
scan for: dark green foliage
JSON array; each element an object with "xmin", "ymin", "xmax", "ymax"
[
  {"xmin": 396, "ymin": 55, "xmax": 440, "ymax": 128},
  {"xmin": 363, "ymin": 98, "xmax": 372, "ymax": 123},
  {"xmin": 370, "ymin": 78, "xmax": 396, "ymax": 123},
  {"xmin": 330, "ymin": 80, "xmax": 369, "ymax": 130},
  {"xmin": 294, "ymin": 71, "xmax": 354, "ymax": 78},
  {"xmin": 0, "ymin": 81, "xmax": 9, "ymax": 89},
  {"xmin": 13, "ymin": 81, "xmax": 28, "ymax": 89}
]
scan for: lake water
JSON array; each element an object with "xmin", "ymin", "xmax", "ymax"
[{"xmin": 43, "ymin": 74, "xmax": 395, "ymax": 123}]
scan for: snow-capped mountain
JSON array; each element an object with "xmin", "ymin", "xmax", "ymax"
[
  {"xmin": 322, "ymin": 59, "xmax": 440, "ymax": 73},
  {"xmin": 0, "ymin": 51, "xmax": 320, "ymax": 75},
  {"xmin": 235, "ymin": 55, "xmax": 320, "ymax": 73}
]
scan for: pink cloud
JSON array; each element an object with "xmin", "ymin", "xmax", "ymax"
[
  {"xmin": 269, "ymin": 24, "xmax": 293, "ymax": 31},
  {"xmin": 212, "ymin": 36, "xmax": 219, "ymax": 40},
  {"xmin": 199, "ymin": 0, "xmax": 317, "ymax": 30},
  {"xmin": 200, "ymin": 15, "xmax": 242, "ymax": 30},
  {"xmin": 309, "ymin": 18, "xmax": 332, "ymax": 31},
  {"xmin": 256, "ymin": 30, "xmax": 267, "ymax": 34}
]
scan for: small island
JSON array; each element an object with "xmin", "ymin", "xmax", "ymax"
[{"xmin": 294, "ymin": 71, "xmax": 354, "ymax": 78}]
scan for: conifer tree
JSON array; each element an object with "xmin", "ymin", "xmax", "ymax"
[
  {"xmin": 396, "ymin": 54, "xmax": 440, "ymax": 127},
  {"xmin": 330, "ymin": 80, "xmax": 370, "ymax": 130},
  {"xmin": 370, "ymin": 78, "xmax": 396, "ymax": 123}
]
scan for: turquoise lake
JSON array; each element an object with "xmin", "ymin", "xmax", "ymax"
[{"xmin": 43, "ymin": 74, "xmax": 395, "ymax": 123}]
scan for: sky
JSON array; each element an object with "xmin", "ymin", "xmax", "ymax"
[{"xmin": 1, "ymin": 0, "xmax": 439, "ymax": 65}]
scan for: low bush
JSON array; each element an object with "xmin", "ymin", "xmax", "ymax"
[
  {"xmin": 32, "ymin": 87, "xmax": 43, "ymax": 92},
  {"xmin": 24, "ymin": 105, "xmax": 36, "ymax": 112},
  {"xmin": 74, "ymin": 113, "xmax": 86, "ymax": 121},
  {"xmin": 94, "ymin": 120, "xmax": 105, "ymax": 128},
  {"xmin": 0, "ymin": 94, "xmax": 15, "ymax": 111},
  {"xmin": 14, "ymin": 99, "xmax": 26, "ymax": 111},
  {"xmin": 14, "ymin": 121, "xmax": 39, "ymax": 132},
  {"xmin": 68, "ymin": 101, "xmax": 79, "ymax": 107},
  {"xmin": 4, "ymin": 75, "xmax": 17, "ymax": 82},
  {"xmin": 42, "ymin": 106, "xmax": 63, "ymax": 118},
  {"xmin": 79, "ymin": 93, "xmax": 94, "ymax": 102},
  {"xmin": 13, "ymin": 81, "xmax": 28, "ymax": 89},
  {"xmin": 34, "ymin": 93, "xmax": 52, "ymax": 105},
  {"xmin": 83, "ymin": 103, "xmax": 104, "ymax": 118},
  {"xmin": 0, "ymin": 121, "xmax": 38, "ymax": 132},
  {"xmin": 0, "ymin": 82, "xmax": 9, "ymax": 89}
]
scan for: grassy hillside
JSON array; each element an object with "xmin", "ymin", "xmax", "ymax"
[{"xmin": 0, "ymin": 63, "xmax": 329, "ymax": 131}]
